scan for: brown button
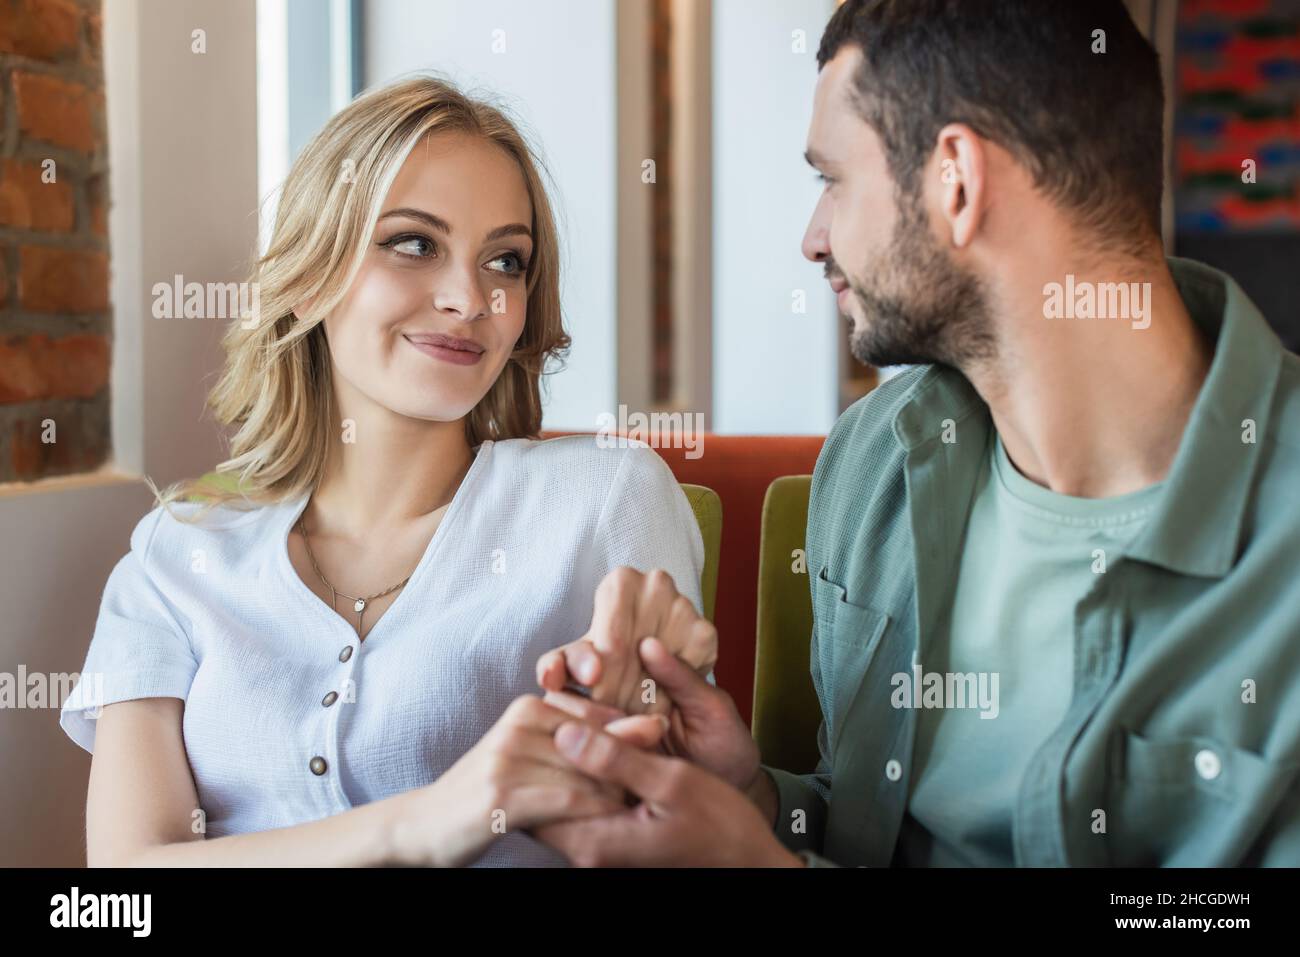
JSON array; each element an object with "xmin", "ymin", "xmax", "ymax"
[
  {"xmin": 309, "ymin": 756, "xmax": 328, "ymax": 775},
  {"xmin": 321, "ymin": 691, "xmax": 338, "ymax": 707},
  {"xmin": 339, "ymin": 646, "xmax": 354, "ymax": 663}
]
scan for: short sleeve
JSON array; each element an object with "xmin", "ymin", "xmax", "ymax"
[
  {"xmin": 59, "ymin": 507, "xmax": 199, "ymax": 753},
  {"xmin": 592, "ymin": 443, "xmax": 714, "ymax": 684}
]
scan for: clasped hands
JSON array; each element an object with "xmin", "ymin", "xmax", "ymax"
[{"xmin": 520, "ymin": 567, "xmax": 801, "ymax": 867}]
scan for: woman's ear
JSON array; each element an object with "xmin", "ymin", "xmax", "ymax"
[{"xmin": 293, "ymin": 293, "xmax": 319, "ymax": 321}]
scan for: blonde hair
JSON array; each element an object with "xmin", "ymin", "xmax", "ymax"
[{"xmin": 150, "ymin": 74, "xmax": 569, "ymax": 520}]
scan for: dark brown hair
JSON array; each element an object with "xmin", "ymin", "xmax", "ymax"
[{"xmin": 819, "ymin": 0, "xmax": 1165, "ymax": 248}]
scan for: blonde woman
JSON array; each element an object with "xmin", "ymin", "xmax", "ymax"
[{"xmin": 59, "ymin": 76, "xmax": 714, "ymax": 867}]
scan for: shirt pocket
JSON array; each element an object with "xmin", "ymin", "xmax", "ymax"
[
  {"xmin": 1103, "ymin": 728, "xmax": 1294, "ymax": 866},
  {"xmin": 816, "ymin": 565, "xmax": 890, "ymax": 753}
]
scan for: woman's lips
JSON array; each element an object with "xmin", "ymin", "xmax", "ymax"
[{"xmin": 403, "ymin": 334, "xmax": 485, "ymax": 366}]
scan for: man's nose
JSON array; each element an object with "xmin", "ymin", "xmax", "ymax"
[{"xmin": 801, "ymin": 194, "xmax": 831, "ymax": 263}]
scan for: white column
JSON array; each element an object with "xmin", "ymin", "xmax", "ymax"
[
  {"xmin": 712, "ymin": 0, "xmax": 839, "ymax": 434},
  {"xmin": 363, "ymin": 0, "xmax": 620, "ymax": 431}
]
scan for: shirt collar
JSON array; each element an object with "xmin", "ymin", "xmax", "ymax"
[{"xmin": 890, "ymin": 256, "xmax": 1285, "ymax": 579}]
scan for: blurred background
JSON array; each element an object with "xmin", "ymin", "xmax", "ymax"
[{"xmin": 0, "ymin": 0, "xmax": 1295, "ymax": 865}]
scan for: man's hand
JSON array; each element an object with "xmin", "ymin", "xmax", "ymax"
[
  {"xmin": 536, "ymin": 567, "xmax": 717, "ymax": 716},
  {"xmin": 533, "ymin": 721, "xmax": 804, "ymax": 867},
  {"xmin": 634, "ymin": 636, "xmax": 765, "ymax": 796}
]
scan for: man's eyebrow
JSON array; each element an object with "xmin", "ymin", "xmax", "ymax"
[{"xmin": 377, "ymin": 208, "xmax": 531, "ymax": 243}]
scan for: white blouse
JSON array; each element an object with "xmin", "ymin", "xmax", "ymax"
[{"xmin": 60, "ymin": 436, "xmax": 705, "ymax": 866}]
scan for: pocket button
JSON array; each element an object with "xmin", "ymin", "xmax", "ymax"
[{"xmin": 1194, "ymin": 748, "xmax": 1222, "ymax": 781}]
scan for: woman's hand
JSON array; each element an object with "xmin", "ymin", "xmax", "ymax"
[
  {"xmin": 535, "ymin": 567, "xmax": 718, "ymax": 716},
  {"xmin": 389, "ymin": 692, "xmax": 666, "ymax": 867}
]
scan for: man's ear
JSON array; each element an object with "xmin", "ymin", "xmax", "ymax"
[{"xmin": 933, "ymin": 123, "xmax": 987, "ymax": 249}]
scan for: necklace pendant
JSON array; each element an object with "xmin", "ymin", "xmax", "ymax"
[{"xmin": 354, "ymin": 598, "xmax": 366, "ymax": 613}]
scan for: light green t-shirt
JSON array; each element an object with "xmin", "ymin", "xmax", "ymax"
[{"xmin": 894, "ymin": 430, "xmax": 1164, "ymax": 866}]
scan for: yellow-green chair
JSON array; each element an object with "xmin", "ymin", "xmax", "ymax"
[
  {"xmin": 751, "ymin": 475, "xmax": 821, "ymax": 774},
  {"xmin": 678, "ymin": 483, "xmax": 721, "ymax": 623},
  {"xmin": 190, "ymin": 471, "xmax": 722, "ymax": 623}
]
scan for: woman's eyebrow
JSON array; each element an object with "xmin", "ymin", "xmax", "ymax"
[
  {"xmin": 485, "ymin": 223, "xmax": 532, "ymax": 242},
  {"xmin": 379, "ymin": 207, "xmax": 451, "ymax": 233},
  {"xmin": 378, "ymin": 207, "xmax": 531, "ymax": 243}
]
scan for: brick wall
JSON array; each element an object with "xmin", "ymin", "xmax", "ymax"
[{"xmin": 0, "ymin": 0, "xmax": 110, "ymax": 483}]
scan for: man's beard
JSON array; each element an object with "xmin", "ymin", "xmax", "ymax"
[{"xmin": 842, "ymin": 190, "xmax": 995, "ymax": 370}]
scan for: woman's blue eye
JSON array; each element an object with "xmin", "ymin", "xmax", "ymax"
[
  {"xmin": 384, "ymin": 234, "xmax": 434, "ymax": 258},
  {"xmin": 488, "ymin": 252, "xmax": 527, "ymax": 275}
]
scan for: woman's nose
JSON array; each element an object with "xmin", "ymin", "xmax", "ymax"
[{"xmin": 432, "ymin": 264, "xmax": 489, "ymax": 321}]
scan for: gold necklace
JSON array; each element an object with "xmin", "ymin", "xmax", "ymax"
[{"xmin": 297, "ymin": 514, "xmax": 415, "ymax": 639}]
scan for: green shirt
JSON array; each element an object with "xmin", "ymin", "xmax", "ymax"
[
  {"xmin": 766, "ymin": 257, "xmax": 1300, "ymax": 866},
  {"xmin": 896, "ymin": 432, "xmax": 1163, "ymax": 866}
]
